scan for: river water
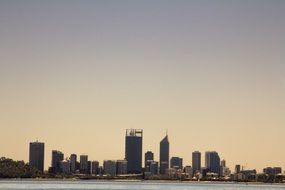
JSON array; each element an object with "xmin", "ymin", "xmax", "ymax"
[{"xmin": 0, "ymin": 180, "xmax": 284, "ymax": 190}]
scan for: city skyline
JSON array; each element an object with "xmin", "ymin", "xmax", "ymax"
[
  {"xmin": 13, "ymin": 132, "xmax": 281, "ymax": 180},
  {"xmin": 19, "ymin": 128, "xmax": 282, "ymax": 174},
  {"xmin": 1, "ymin": 130, "xmax": 281, "ymax": 181},
  {"xmin": 0, "ymin": 0, "xmax": 285, "ymax": 173}
]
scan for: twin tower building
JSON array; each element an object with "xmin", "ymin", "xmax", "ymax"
[
  {"xmin": 29, "ymin": 129, "xmax": 170, "ymax": 174},
  {"xmin": 125, "ymin": 129, "xmax": 169, "ymax": 174}
]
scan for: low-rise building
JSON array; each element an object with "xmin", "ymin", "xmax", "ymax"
[
  {"xmin": 263, "ymin": 167, "xmax": 282, "ymax": 176},
  {"xmin": 184, "ymin": 166, "xmax": 193, "ymax": 179},
  {"xmin": 232, "ymin": 169, "xmax": 257, "ymax": 181},
  {"xmin": 165, "ymin": 168, "xmax": 183, "ymax": 179}
]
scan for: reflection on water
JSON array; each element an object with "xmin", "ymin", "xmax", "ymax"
[{"xmin": 0, "ymin": 180, "xmax": 284, "ymax": 190}]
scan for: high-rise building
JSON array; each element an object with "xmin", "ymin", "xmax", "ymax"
[
  {"xmin": 91, "ymin": 161, "xmax": 99, "ymax": 174},
  {"xmin": 70, "ymin": 154, "xmax": 77, "ymax": 173},
  {"xmin": 87, "ymin": 161, "xmax": 92, "ymax": 174},
  {"xmin": 235, "ymin": 164, "xmax": 241, "ymax": 174},
  {"xmin": 60, "ymin": 159, "xmax": 70, "ymax": 174},
  {"xmin": 103, "ymin": 160, "xmax": 117, "ymax": 176},
  {"xmin": 192, "ymin": 151, "xmax": 201, "ymax": 175},
  {"xmin": 76, "ymin": 161, "xmax": 80, "ymax": 171},
  {"xmin": 51, "ymin": 150, "xmax": 64, "ymax": 173},
  {"xmin": 116, "ymin": 159, "xmax": 128, "ymax": 175},
  {"xmin": 29, "ymin": 141, "xmax": 45, "ymax": 173},
  {"xmin": 205, "ymin": 151, "xmax": 220, "ymax": 175},
  {"xmin": 159, "ymin": 134, "xmax": 169, "ymax": 174},
  {"xmin": 221, "ymin": 159, "xmax": 226, "ymax": 167},
  {"xmin": 205, "ymin": 152, "xmax": 210, "ymax": 169},
  {"xmin": 125, "ymin": 129, "xmax": 143, "ymax": 174},
  {"xmin": 170, "ymin": 157, "xmax": 183, "ymax": 169},
  {"xmin": 98, "ymin": 166, "xmax": 104, "ymax": 176},
  {"xmin": 220, "ymin": 159, "xmax": 230, "ymax": 177},
  {"xmin": 144, "ymin": 151, "xmax": 154, "ymax": 168},
  {"xmin": 80, "ymin": 155, "xmax": 88, "ymax": 174}
]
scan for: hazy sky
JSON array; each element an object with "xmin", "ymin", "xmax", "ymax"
[{"xmin": 0, "ymin": 0, "xmax": 284, "ymax": 172}]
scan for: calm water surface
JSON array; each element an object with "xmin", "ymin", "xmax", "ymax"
[{"xmin": 0, "ymin": 180, "xmax": 284, "ymax": 190}]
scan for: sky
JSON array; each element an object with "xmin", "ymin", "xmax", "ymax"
[{"xmin": 0, "ymin": 0, "xmax": 284, "ymax": 172}]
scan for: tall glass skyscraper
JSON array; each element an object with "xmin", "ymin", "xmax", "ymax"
[
  {"xmin": 125, "ymin": 129, "xmax": 143, "ymax": 174},
  {"xmin": 192, "ymin": 151, "xmax": 201, "ymax": 174},
  {"xmin": 205, "ymin": 151, "xmax": 220, "ymax": 175},
  {"xmin": 159, "ymin": 134, "xmax": 169, "ymax": 174},
  {"xmin": 29, "ymin": 141, "xmax": 45, "ymax": 173},
  {"xmin": 80, "ymin": 155, "xmax": 88, "ymax": 174}
]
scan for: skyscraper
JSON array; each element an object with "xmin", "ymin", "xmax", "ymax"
[
  {"xmin": 192, "ymin": 151, "xmax": 201, "ymax": 174},
  {"xmin": 91, "ymin": 160, "xmax": 99, "ymax": 174},
  {"xmin": 80, "ymin": 155, "xmax": 88, "ymax": 174},
  {"xmin": 205, "ymin": 151, "xmax": 220, "ymax": 175},
  {"xmin": 125, "ymin": 129, "xmax": 143, "ymax": 174},
  {"xmin": 70, "ymin": 154, "xmax": 77, "ymax": 173},
  {"xmin": 29, "ymin": 141, "xmax": 45, "ymax": 173},
  {"xmin": 159, "ymin": 134, "xmax": 169, "ymax": 174}
]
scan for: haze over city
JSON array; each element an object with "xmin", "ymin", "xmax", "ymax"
[{"xmin": 0, "ymin": 0, "xmax": 284, "ymax": 173}]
